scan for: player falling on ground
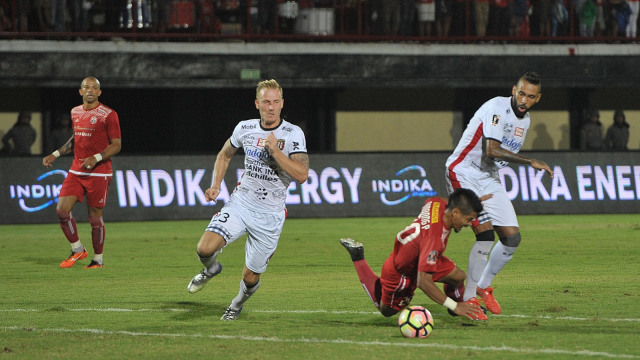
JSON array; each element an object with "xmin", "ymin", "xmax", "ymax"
[
  {"xmin": 186, "ymin": 79, "xmax": 309, "ymax": 320},
  {"xmin": 445, "ymin": 72, "xmax": 553, "ymax": 315},
  {"xmin": 42, "ymin": 76, "xmax": 122, "ymax": 269},
  {"xmin": 340, "ymin": 188, "xmax": 489, "ymax": 321}
]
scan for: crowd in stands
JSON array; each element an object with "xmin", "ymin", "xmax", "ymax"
[
  {"xmin": 0, "ymin": 0, "xmax": 637, "ymax": 40},
  {"xmin": 580, "ymin": 108, "xmax": 630, "ymax": 150}
]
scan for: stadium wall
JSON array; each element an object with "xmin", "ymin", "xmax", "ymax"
[{"xmin": 3, "ymin": 152, "xmax": 638, "ymax": 224}]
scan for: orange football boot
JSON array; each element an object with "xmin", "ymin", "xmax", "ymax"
[
  {"xmin": 60, "ymin": 249, "xmax": 88, "ymax": 268},
  {"xmin": 477, "ymin": 286, "xmax": 502, "ymax": 314},
  {"xmin": 84, "ymin": 260, "xmax": 104, "ymax": 269}
]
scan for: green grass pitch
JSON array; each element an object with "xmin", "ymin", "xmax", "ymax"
[{"xmin": 1, "ymin": 214, "xmax": 639, "ymax": 359}]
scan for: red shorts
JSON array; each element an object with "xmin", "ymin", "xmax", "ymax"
[
  {"xmin": 380, "ymin": 254, "xmax": 456, "ymax": 311},
  {"xmin": 59, "ymin": 172, "xmax": 112, "ymax": 208}
]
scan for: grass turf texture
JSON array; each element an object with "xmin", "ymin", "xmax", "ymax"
[{"xmin": 1, "ymin": 214, "xmax": 639, "ymax": 359}]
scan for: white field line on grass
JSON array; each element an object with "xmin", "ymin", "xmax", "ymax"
[
  {"xmin": 2, "ymin": 307, "xmax": 640, "ymax": 323},
  {"xmin": 2, "ymin": 325, "xmax": 639, "ymax": 359}
]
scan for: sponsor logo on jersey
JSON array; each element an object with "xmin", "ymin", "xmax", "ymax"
[
  {"xmin": 514, "ymin": 127, "xmax": 524, "ymax": 137},
  {"xmin": 257, "ymin": 138, "xmax": 285, "ymax": 150},
  {"xmin": 242, "ymin": 124, "xmax": 257, "ymax": 130},
  {"xmin": 503, "ymin": 122, "xmax": 513, "ymax": 134},
  {"xmin": 501, "ymin": 137, "xmax": 523, "ymax": 152},
  {"xmin": 431, "ymin": 201, "xmax": 440, "ymax": 224},
  {"xmin": 245, "ymin": 147, "xmax": 272, "ymax": 161},
  {"xmin": 492, "ymin": 115, "xmax": 500, "ymax": 126},
  {"xmin": 426, "ymin": 250, "xmax": 438, "ymax": 265},
  {"xmin": 96, "ymin": 107, "xmax": 110, "ymax": 116},
  {"xmin": 255, "ymin": 187, "xmax": 268, "ymax": 200},
  {"xmin": 282, "ymin": 126, "xmax": 293, "ymax": 132}
]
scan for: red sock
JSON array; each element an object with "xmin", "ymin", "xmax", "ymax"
[
  {"xmin": 353, "ymin": 259, "xmax": 382, "ymax": 309},
  {"xmin": 443, "ymin": 282, "xmax": 465, "ymax": 302},
  {"xmin": 56, "ymin": 209, "xmax": 79, "ymax": 244},
  {"xmin": 89, "ymin": 216, "xmax": 105, "ymax": 255}
]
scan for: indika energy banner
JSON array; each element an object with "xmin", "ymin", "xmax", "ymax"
[{"xmin": 2, "ymin": 152, "xmax": 638, "ymax": 224}]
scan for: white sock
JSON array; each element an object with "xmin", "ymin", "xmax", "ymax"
[
  {"xmin": 93, "ymin": 253, "xmax": 103, "ymax": 264},
  {"xmin": 477, "ymin": 242, "xmax": 517, "ymax": 289},
  {"xmin": 464, "ymin": 241, "xmax": 494, "ymax": 301},
  {"xmin": 199, "ymin": 251, "xmax": 221, "ymax": 276},
  {"xmin": 229, "ymin": 279, "xmax": 260, "ymax": 311},
  {"xmin": 71, "ymin": 241, "xmax": 84, "ymax": 253}
]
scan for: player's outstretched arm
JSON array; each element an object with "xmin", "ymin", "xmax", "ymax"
[
  {"xmin": 530, "ymin": 159, "xmax": 554, "ymax": 178},
  {"xmin": 417, "ymin": 272, "xmax": 484, "ymax": 320},
  {"xmin": 485, "ymin": 138, "xmax": 553, "ymax": 178},
  {"xmin": 452, "ymin": 300, "xmax": 486, "ymax": 320}
]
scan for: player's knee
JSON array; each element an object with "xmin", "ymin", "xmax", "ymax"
[
  {"xmin": 56, "ymin": 208, "xmax": 70, "ymax": 221},
  {"xmin": 500, "ymin": 233, "xmax": 521, "ymax": 247},
  {"xmin": 475, "ymin": 229, "xmax": 495, "ymax": 242},
  {"xmin": 380, "ymin": 304, "xmax": 398, "ymax": 318},
  {"xmin": 88, "ymin": 216, "xmax": 103, "ymax": 226},
  {"xmin": 196, "ymin": 232, "xmax": 225, "ymax": 256}
]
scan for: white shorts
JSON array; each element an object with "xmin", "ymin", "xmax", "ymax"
[
  {"xmin": 205, "ymin": 198, "xmax": 286, "ymax": 273},
  {"xmin": 446, "ymin": 169, "xmax": 519, "ymax": 228}
]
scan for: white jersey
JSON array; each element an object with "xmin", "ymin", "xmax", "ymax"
[
  {"xmin": 446, "ymin": 96, "xmax": 531, "ymax": 176},
  {"xmin": 229, "ymin": 118, "xmax": 307, "ymax": 212}
]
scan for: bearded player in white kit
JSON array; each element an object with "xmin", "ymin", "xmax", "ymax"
[
  {"xmin": 445, "ymin": 72, "xmax": 553, "ymax": 315},
  {"xmin": 187, "ymin": 79, "xmax": 309, "ymax": 320}
]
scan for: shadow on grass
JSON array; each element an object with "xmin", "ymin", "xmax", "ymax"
[
  {"xmin": 32, "ymin": 257, "xmax": 64, "ymax": 266},
  {"xmin": 159, "ymin": 301, "xmax": 227, "ymax": 321}
]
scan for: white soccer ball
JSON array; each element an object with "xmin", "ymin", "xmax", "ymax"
[{"xmin": 397, "ymin": 305, "xmax": 434, "ymax": 338}]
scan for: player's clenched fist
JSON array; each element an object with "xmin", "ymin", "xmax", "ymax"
[{"xmin": 205, "ymin": 187, "xmax": 220, "ymax": 202}]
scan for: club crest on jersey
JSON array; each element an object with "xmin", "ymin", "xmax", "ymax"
[
  {"xmin": 491, "ymin": 115, "xmax": 500, "ymax": 126},
  {"xmin": 90, "ymin": 116, "xmax": 97, "ymax": 125},
  {"xmin": 426, "ymin": 250, "xmax": 438, "ymax": 265},
  {"xmin": 514, "ymin": 127, "xmax": 525, "ymax": 137}
]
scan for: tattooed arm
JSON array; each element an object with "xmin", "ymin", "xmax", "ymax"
[
  {"xmin": 485, "ymin": 138, "xmax": 553, "ymax": 178},
  {"xmin": 43, "ymin": 135, "xmax": 75, "ymax": 168}
]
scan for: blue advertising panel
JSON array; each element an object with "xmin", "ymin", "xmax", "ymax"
[{"xmin": 1, "ymin": 152, "xmax": 638, "ymax": 224}]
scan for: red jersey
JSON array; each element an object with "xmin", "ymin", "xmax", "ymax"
[
  {"xmin": 391, "ymin": 197, "xmax": 451, "ymax": 276},
  {"xmin": 69, "ymin": 103, "xmax": 121, "ymax": 176}
]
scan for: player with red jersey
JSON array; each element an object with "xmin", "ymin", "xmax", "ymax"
[
  {"xmin": 340, "ymin": 188, "xmax": 488, "ymax": 321},
  {"xmin": 43, "ymin": 77, "xmax": 122, "ymax": 269}
]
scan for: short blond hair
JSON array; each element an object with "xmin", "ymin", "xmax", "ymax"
[{"xmin": 256, "ymin": 79, "xmax": 283, "ymax": 100}]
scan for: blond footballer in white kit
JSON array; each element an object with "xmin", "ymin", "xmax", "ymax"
[
  {"xmin": 445, "ymin": 72, "xmax": 553, "ymax": 315},
  {"xmin": 187, "ymin": 79, "xmax": 309, "ymax": 321}
]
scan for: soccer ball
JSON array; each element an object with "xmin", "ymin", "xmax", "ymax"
[{"xmin": 397, "ymin": 306, "xmax": 434, "ymax": 338}]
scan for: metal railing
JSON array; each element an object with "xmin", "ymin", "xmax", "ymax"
[{"xmin": 0, "ymin": 0, "xmax": 637, "ymax": 43}]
